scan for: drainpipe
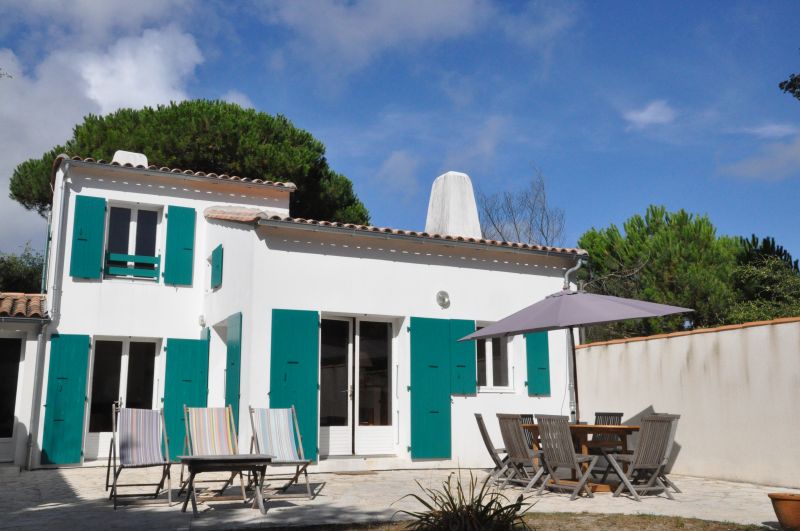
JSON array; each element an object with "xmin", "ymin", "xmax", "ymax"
[
  {"xmin": 563, "ymin": 258, "xmax": 585, "ymax": 423},
  {"xmin": 26, "ymin": 321, "xmax": 48, "ymax": 470}
]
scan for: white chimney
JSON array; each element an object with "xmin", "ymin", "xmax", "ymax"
[
  {"xmin": 424, "ymin": 171, "xmax": 482, "ymax": 238},
  {"xmin": 112, "ymin": 150, "xmax": 148, "ymax": 167}
]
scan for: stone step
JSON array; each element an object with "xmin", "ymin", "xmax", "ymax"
[{"xmin": 0, "ymin": 465, "xmax": 21, "ymax": 477}]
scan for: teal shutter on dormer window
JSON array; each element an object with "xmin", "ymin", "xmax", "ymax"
[
  {"xmin": 163, "ymin": 206, "xmax": 195, "ymax": 286},
  {"xmin": 69, "ymin": 195, "xmax": 106, "ymax": 279},
  {"xmin": 211, "ymin": 244, "xmax": 223, "ymax": 289},
  {"xmin": 525, "ymin": 331, "xmax": 551, "ymax": 396}
]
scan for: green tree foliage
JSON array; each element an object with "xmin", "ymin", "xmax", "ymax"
[
  {"xmin": 0, "ymin": 245, "xmax": 44, "ymax": 293},
  {"xmin": 578, "ymin": 206, "xmax": 741, "ymax": 341},
  {"xmin": 780, "ymin": 72, "xmax": 800, "ymax": 101},
  {"xmin": 739, "ymin": 234, "xmax": 798, "ymax": 272},
  {"xmin": 9, "ymin": 100, "xmax": 370, "ymax": 224},
  {"xmin": 728, "ymin": 255, "xmax": 800, "ymax": 323}
]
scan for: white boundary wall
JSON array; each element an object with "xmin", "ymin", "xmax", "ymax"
[{"xmin": 576, "ymin": 318, "xmax": 800, "ymax": 488}]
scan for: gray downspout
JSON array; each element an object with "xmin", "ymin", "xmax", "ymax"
[{"xmin": 563, "ymin": 258, "xmax": 585, "ymax": 423}]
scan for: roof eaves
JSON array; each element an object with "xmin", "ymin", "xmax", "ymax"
[{"xmin": 51, "ymin": 154, "xmax": 297, "ymax": 192}]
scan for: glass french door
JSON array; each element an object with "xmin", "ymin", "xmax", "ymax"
[
  {"xmin": 0, "ymin": 338, "xmax": 22, "ymax": 462},
  {"xmin": 319, "ymin": 319, "xmax": 393, "ymax": 456},
  {"xmin": 84, "ymin": 339, "xmax": 157, "ymax": 460}
]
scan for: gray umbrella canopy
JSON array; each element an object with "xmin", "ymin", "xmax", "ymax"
[
  {"xmin": 459, "ymin": 289, "xmax": 692, "ymax": 422},
  {"xmin": 461, "ymin": 290, "xmax": 693, "ymax": 341}
]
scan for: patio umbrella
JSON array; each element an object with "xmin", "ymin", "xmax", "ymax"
[{"xmin": 460, "ymin": 263, "xmax": 692, "ymax": 422}]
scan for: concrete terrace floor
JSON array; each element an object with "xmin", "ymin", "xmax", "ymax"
[{"xmin": 1, "ymin": 466, "xmax": 796, "ymax": 530}]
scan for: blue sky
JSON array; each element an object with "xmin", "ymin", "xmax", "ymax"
[{"xmin": 1, "ymin": 1, "xmax": 799, "ymax": 256}]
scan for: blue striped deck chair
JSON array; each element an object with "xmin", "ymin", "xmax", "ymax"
[
  {"xmin": 105, "ymin": 403, "xmax": 171, "ymax": 509},
  {"xmin": 179, "ymin": 405, "xmax": 246, "ymax": 501},
  {"xmin": 249, "ymin": 406, "xmax": 312, "ymax": 499}
]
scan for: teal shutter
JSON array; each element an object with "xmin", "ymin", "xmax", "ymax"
[
  {"xmin": 525, "ymin": 332, "xmax": 551, "ymax": 396},
  {"xmin": 42, "ymin": 334, "xmax": 90, "ymax": 464},
  {"xmin": 450, "ymin": 320, "xmax": 477, "ymax": 395},
  {"xmin": 409, "ymin": 317, "xmax": 452, "ymax": 459},
  {"xmin": 225, "ymin": 312, "xmax": 242, "ymax": 431},
  {"xmin": 211, "ymin": 245, "xmax": 223, "ymax": 290},
  {"xmin": 270, "ymin": 309, "xmax": 319, "ymax": 461},
  {"xmin": 69, "ymin": 195, "xmax": 106, "ymax": 279},
  {"xmin": 164, "ymin": 206, "xmax": 195, "ymax": 286},
  {"xmin": 163, "ymin": 338, "xmax": 208, "ymax": 460}
]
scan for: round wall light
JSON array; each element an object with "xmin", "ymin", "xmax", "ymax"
[{"xmin": 436, "ymin": 290, "xmax": 451, "ymax": 309}]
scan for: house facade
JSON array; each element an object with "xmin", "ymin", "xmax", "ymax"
[{"xmin": 6, "ymin": 151, "xmax": 587, "ymax": 471}]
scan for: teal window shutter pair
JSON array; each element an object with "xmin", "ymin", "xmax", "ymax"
[
  {"xmin": 68, "ymin": 196, "xmax": 196, "ymax": 285},
  {"xmin": 210, "ymin": 245, "xmax": 223, "ymax": 289},
  {"xmin": 450, "ymin": 320, "xmax": 477, "ymax": 395},
  {"xmin": 525, "ymin": 332, "xmax": 551, "ymax": 396}
]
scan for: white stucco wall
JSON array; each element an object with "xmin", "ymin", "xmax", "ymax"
[{"xmin": 576, "ymin": 319, "xmax": 800, "ymax": 488}]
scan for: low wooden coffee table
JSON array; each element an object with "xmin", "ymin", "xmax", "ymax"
[{"xmin": 179, "ymin": 454, "xmax": 273, "ymax": 516}]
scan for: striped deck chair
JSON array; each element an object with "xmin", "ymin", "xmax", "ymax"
[
  {"xmin": 180, "ymin": 405, "xmax": 246, "ymax": 501},
  {"xmin": 105, "ymin": 404, "xmax": 171, "ymax": 509},
  {"xmin": 249, "ymin": 406, "xmax": 312, "ymax": 499}
]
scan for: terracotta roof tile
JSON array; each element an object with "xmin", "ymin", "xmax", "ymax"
[
  {"xmin": 52, "ymin": 154, "xmax": 297, "ymax": 191},
  {"xmin": 204, "ymin": 206, "xmax": 588, "ymax": 256},
  {"xmin": 0, "ymin": 293, "xmax": 47, "ymax": 318}
]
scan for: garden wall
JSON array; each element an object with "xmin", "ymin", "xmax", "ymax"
[{"xmin": 576, "ymin": 317, "xmax": 800, "ymax": 488}]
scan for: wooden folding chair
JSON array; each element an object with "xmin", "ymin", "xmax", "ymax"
[
  {"xmin": 496, "ymin": 414, "xmax": 545, "ymax": 492},
  {"xmin": 249, "ymin": 406, "xmax": 313, "ymax": 499},
  {"xmin": 105, "ymin": 403, "xmax": 172, "ymax": 509},
  {"xmin": 535, "ymin": 414, "xmax": 598, "ymax": 500},
  {"xmin": 474, "ymin": 413, "xmax": 512, "ymax": 486},
  {"xmin": 605, "ymin": 414, "xmax": 676, "ymax": 501}
]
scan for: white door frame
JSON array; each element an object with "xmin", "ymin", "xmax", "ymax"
[{"xmin": 318, "ymin": 317, "xmax": 354, "ymax": 456}]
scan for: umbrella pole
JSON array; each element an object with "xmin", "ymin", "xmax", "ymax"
[{"xmin": 566, "ymin": 326, "xmax": 580, "ymax": 423}]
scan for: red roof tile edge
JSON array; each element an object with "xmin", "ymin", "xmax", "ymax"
[
  {"xmin": 576, "ymin": 315, "xmax": 800, "ymax": 349},
  {"xmin": 204, "ymin": 206, "xmax": 588, "ymax": 256},
  {"xmin": 51, "ymin": 154, "xmax": 297, "ymax": 191},
  {"xmin": 0, "ymin": 293, "xmax": 47, "ymax": 318}
]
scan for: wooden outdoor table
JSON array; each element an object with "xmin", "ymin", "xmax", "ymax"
[
  {"xmin": 521, "ymin": 424, "xmax": 639, "ymax": 493},
  {"xmin": 179, "ymin": 454, "xmax": 273, "ymax": 517}
]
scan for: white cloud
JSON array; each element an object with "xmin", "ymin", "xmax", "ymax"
[
  {"xmin": 720, "ymin": 135, "xmax": 800, "ymax": 181},
  {"xmin": 738, "ymin": 123, "xmax": 799, "ymax": 139},
  {"xmin": 259, "ymin": 0, "xmax": 488, "ymax": 79},
  {"xmin": 79, "ymin": 26, "xmax": 202, "ymax": 114},
  {"xmin": 221, "ymin": 90, "xmax": 254, "ymax": 109},
  {"xmin": 500, "ymin": 1, "xmax": 578, "ymax": 50},
  {"xmin": 623, "ymin": 100, "xmax": 677, "ymax": 129},
  {"xmin": 374, "ymin": 150, "xmax": 421, "ymax": 200},
  {"xmin": 0, "ymin": 26, "xmax": 203, "ymax": 251},
  {"xmin": 444, "ymin": 115, "xmax": 510, "ymax": 170}
]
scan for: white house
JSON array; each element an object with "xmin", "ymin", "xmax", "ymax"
[{"xmin": 5, "ymin": 151, "xmax": 587, "ymax": 471}]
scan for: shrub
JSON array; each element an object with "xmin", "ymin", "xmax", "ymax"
[{"xmin": 396, "ymin": 471, "xmax": 531, "ymax": 530}]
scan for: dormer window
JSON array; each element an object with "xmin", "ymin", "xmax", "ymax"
[{"xmin": 105, "ymin": 204, "xmax": 162, "ymax": 279}]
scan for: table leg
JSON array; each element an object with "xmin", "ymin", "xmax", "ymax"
[
  {"xmin": 253, "ymin": 467, "xmax": 267, "ymax": 514},
  {"xmin": 181, "ymin": 471, "xmax": 196, "ymax": 514},
  {"xmin": 622, "ymin": 433, "xmax": 630, "ymax": 473}
]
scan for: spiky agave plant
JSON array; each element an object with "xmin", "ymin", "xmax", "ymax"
[{"xmin": 395, "ymin": 471, "xmax": 531, "ymax": 530}]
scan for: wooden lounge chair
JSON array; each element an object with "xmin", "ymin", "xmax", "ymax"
[
  {"xmin": 474, "ymin": 413, "xmax": 511, "ymax": 486},
  {"xmin": 105, "ymin": 404, "xmax": 172, "ymax": 509},
  {"xmin": 249, "ymin": 406, "xmax": 313, "ymax": 499},
  {"xmin": 535, "ymin": 414, "xmax": 598, "ymax": 500},
  {"xmin": 496, "ymin": 414, "xmax": 545, "ymax": 492},
  {"xmin": 179, "ymin": 405, "xmax": 247, "ymax": 502},
  {"xmin": 605, "ymin": 414, "xmax": 676, "ymax": 501}
]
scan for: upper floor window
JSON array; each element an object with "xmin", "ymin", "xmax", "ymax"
[
  {"xmin": 476, "ymin": 331, "xmax": 510, "ymax": 390},
  {"xmin": 105, "ymin": 204, "xmax": 162, "ymax": 280}
]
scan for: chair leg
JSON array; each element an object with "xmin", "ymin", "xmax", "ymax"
[
  {"xmin": 608, "ymin": 456, "xmax": 640, "ymax": 501},
  {"xmin": 661, "ymin": 474, "xmax": 681, "ymax": 493},
  {"xmin": 167, "ymin": 465, "xmax": 172, "ymax": 507},
  {"xmin": 571, "ymin": 457, "xmax": 598, "ymax": 501},
  {"xmin": 523, "ymin": 466, "xmax": 545, "ymax": 493},
  {"xmin": 111, "ymin": 467, "xmax": 123, "ymax": 509},
  {"xmin": 654, "ymin": 477, "xmax": 674, "ymax": 500},
  {"xmin": 303, "ymin": 467, "xmax": 312, "ymax": 499},
  {"xmin": 105, "ymin": 438, "xmax": 113, "ymax": 491},
  {"xmin": 239, "ymin": 472, "xmax": 247, "ymax": 504}
]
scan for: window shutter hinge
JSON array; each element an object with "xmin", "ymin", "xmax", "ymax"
[
  {"xmin": 407, "ymin": 446, "xmax": 411, "ymax": 452},
  {"xmin": 406, "ymin": 385, "xmax": 411, "ymax": 392},
  {"xmin": 407, "ymin": 326, "xmax": 411, "ymax": 332}
]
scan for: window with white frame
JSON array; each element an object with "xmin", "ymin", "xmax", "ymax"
[
  {"xmin": 105, "ymin": 204, "xmax": 161, "ymax": 279},
  {"xmin": 476, "ymin": 329, "xmax": 510, "ymax": 389}
]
